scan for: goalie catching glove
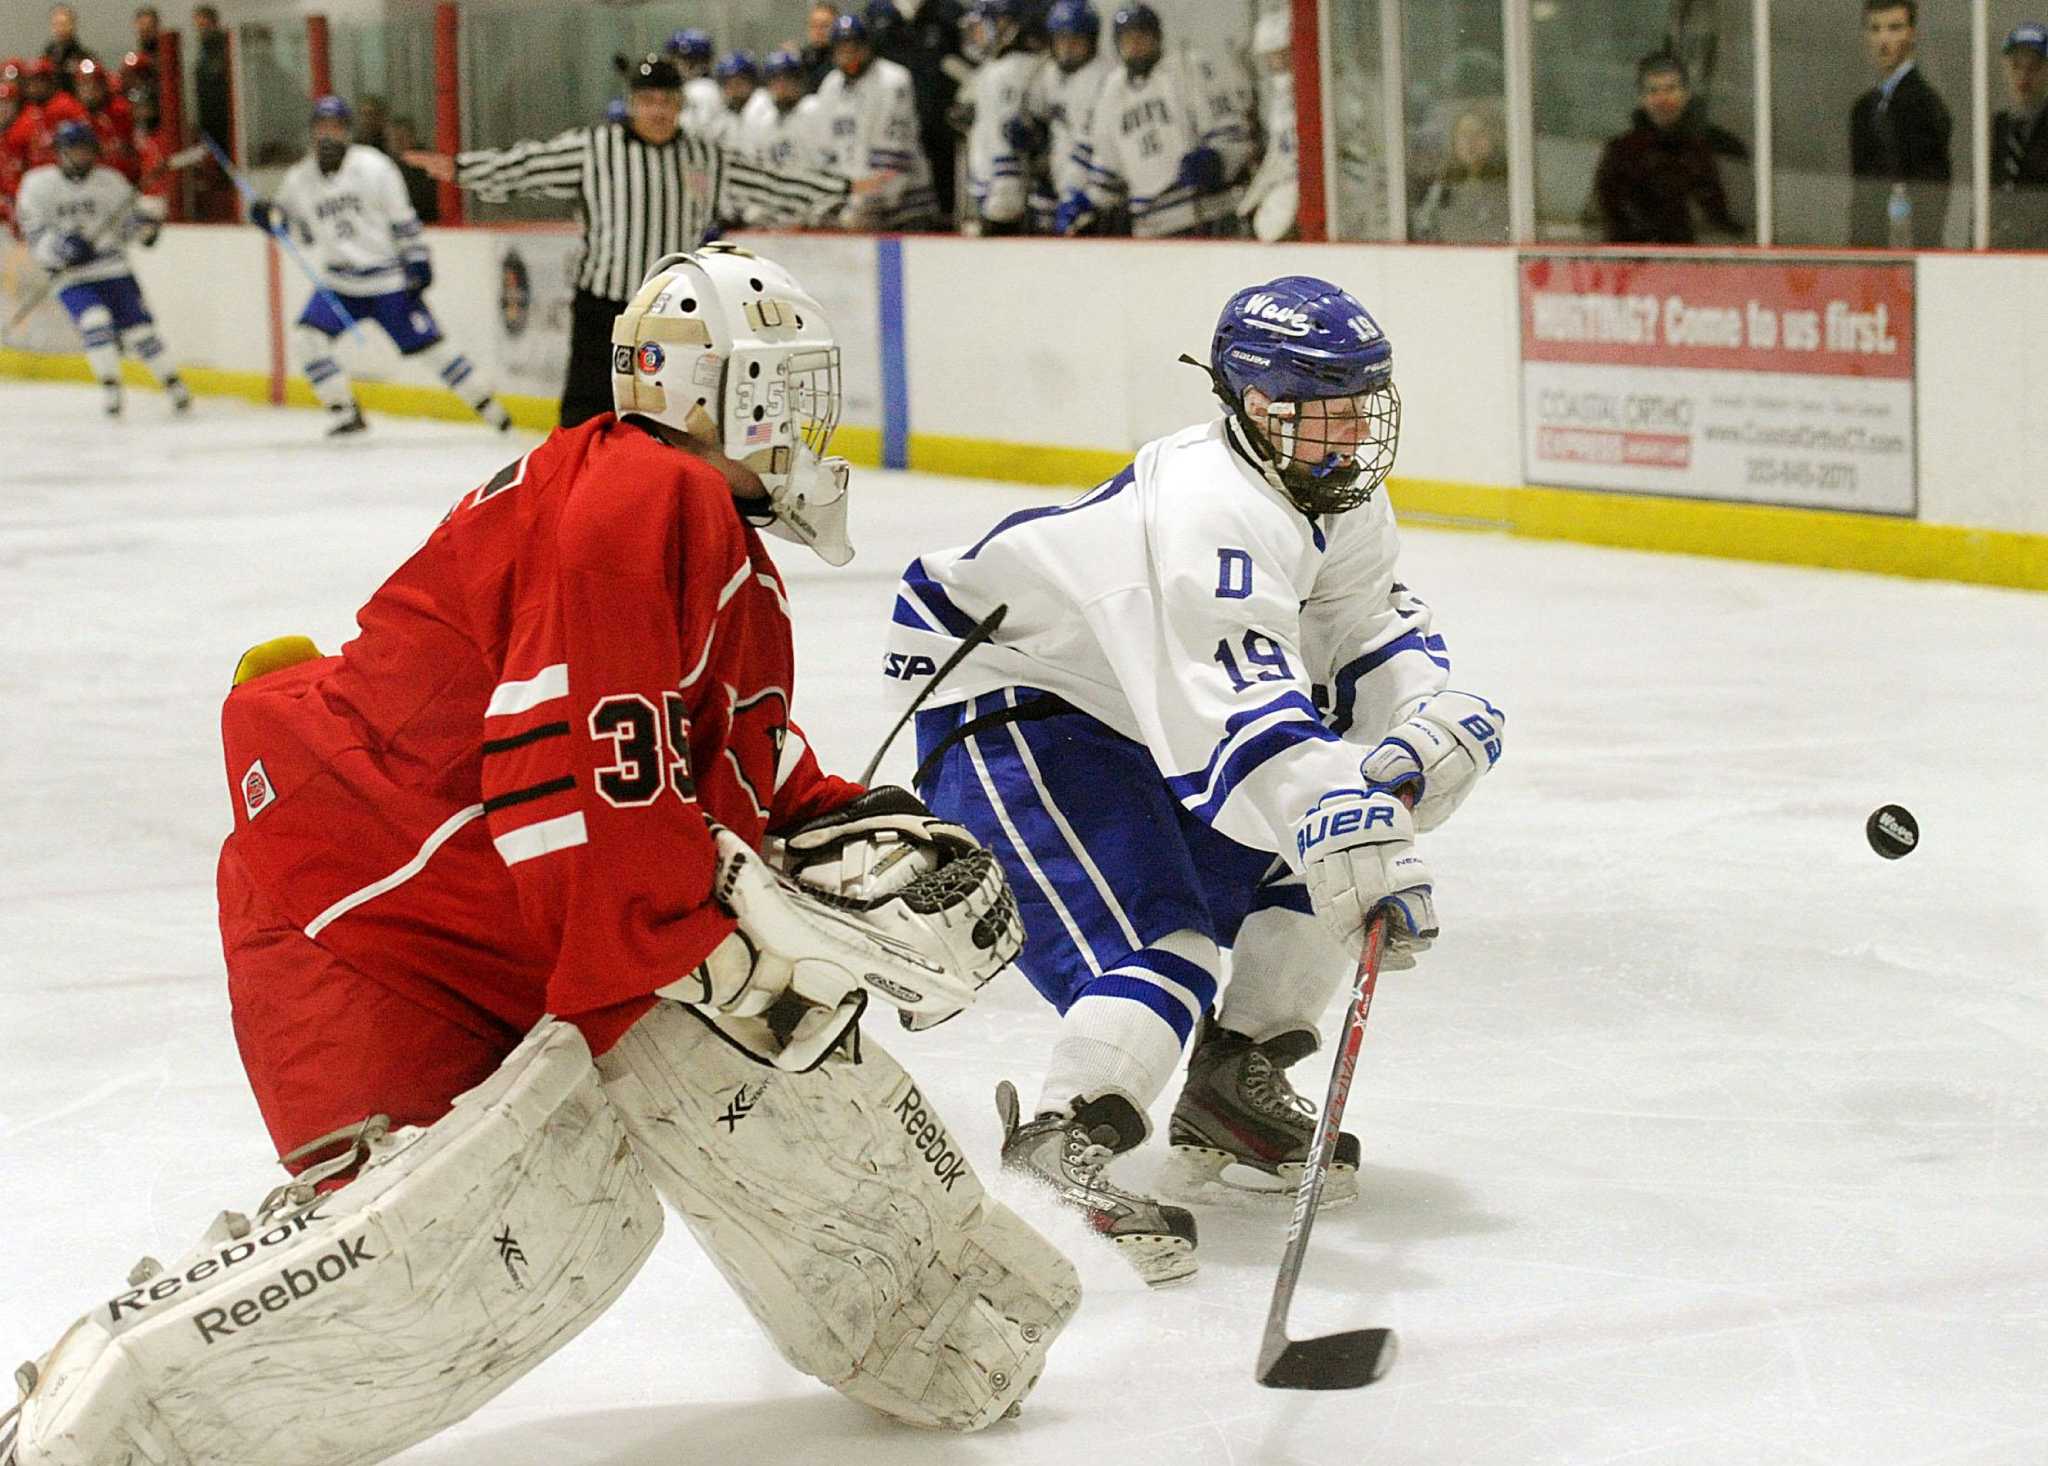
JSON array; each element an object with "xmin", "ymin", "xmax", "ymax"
[{"xmin": 661, "ymin": 790, "xmax": 1024, "ymax": 1069}]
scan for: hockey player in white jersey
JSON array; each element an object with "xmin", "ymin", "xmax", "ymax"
[
  {"xmin": 255, "ymin": 95, "xmax": 511, "ymax": 437},
  {"xmin": 666, "ymin": 28, "xmax": 724, "ymax": 134},
  {"xmin": 1055, "ymin": 3, "xmax": 1253, "ymax": 238},
  {"xmin": 960, "ymin": 0, "xmax": 1045, "ymax": 234},
  {"xmin": 813, "ymin": 13, "xmax": 940, "ymax": 230},
  {"xmin": 739, "ymin": 49, "xmax": 824, "ymax": 194},
  {"xmin": 1237, "ymin": 7, "xmax": 1299, "ymax": 241},
  {"xmin": 885, "ymin": 276, "xmax": 1506, "ymax": 1283},
  {"xmin": 1024, "ymin": 0, "xmax": 1111, "ymax": 232},
  {"xmin": 698, "ymin": 51, "xmax": 758, "ymax": 150},
  {"xmin": 16, "ymin": 120, "xmax": 190, "ymax": 417}
]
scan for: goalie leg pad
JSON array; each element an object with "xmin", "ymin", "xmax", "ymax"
[
  {"xmin": 9, "ymin": 1020, "xmax": 662, "ymax": 1466},
  {"xmin": 597, "ymin": 1001, "xmax": 1080, "ymax": 1432}
]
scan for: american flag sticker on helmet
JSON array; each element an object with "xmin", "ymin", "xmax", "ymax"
[
  {"xmin": 744, "ymin": 420, "xmax": 773, "ymax": 445},
  {"xmin": 242, "ymin": 759, "xmax": 276, "ymax": 819}
]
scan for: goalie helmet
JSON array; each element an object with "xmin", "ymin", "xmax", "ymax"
[
  {"xmin": 611, "ymin": 244, "xmax": 852, "ymax": 565},
  {"xmin": 1204, "ymin": 274, "xmax": 1400, "ymax": 515}
]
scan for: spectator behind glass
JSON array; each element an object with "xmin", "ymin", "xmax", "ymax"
[
  {"xmin": 802, "ymin": 5, "xmax": 840, "ymax": 92},
  {"xmin": 355, "ymin": 94, "xmax": 391, "ymax": 152},
  {"xmin": 1992, "ymin": 23, "xmax": 2048, "ymax": 248},
  {"xmin": 1592, "ymin": 53, "xmax": 1743, "ymax": 244},
  {"xmin": 387, "ymin": 116, "xmax": 439, "ymax": 223},
  {"xmin": 133, "ymin": 6, "xmax": 160, "ymax": 53},
  {"xmin": 44, "ymin": 6, "xmax": 87, "ymax": 88},
  {"xmin": 1413, "ymin": 98, "xmax": 1507, "ymax": 242},
  {"xmin": 1849, "ymin": 0, "xmax": 1951, "ymax": 247}
]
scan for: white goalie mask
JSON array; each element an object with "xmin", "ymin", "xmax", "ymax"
[{"xmin": 611, "ymin": 244, "xmax": 853, "ymax": 564}]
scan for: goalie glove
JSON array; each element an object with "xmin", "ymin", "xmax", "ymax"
[
  {"xmin": 1360, "ymin": 691, "xmax": 1505, "ymax": 833},
  {"xmin": 1295, "ymin": 789, "xmax": 1436, "ymax": 968}
]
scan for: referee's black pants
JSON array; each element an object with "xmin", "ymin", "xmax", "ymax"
[{"xmin": 561, "ymin": 289, "xmax": 625, "ymax": 429}]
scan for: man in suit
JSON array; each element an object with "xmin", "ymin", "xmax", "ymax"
[
  {"xmin": 1849, "ymin": 0, "xmax": 1951, "ymax": 247},
  {"xmin": 1993, "ymin": 22, "xmax": 2048, "ymax": 248}
]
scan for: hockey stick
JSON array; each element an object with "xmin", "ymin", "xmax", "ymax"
[
  {"xmin": 858, "ymin": 601, "xmax": 1007, "ymax": 786},
  {"xmin": 4, "ymin": 143, "xmax": 208, "ymax": 334},
  {"xmin": 1254, "ymin": 904, "xmax": 1400, "ymax": 1390},
  {"xmin": 200, "ymin": 132, "xmax": 368, "ymax": 346}
]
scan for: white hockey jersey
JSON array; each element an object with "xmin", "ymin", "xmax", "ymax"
[
  {"xmin": 1025, "ymin": 51, "xmax": 1111, "ymax": 218},
  {"xmin": 1081, "ymin": 47, "xmax": 1254, "ymax": 236},
  {"xmin": 16, "ymin": 163, "xmax": 145, "ymax": 286},
  {"xmin": 274, "ymin": 144, "xmax": 427, "ymax": 296},
  {"xmin": 885, "ymin": 418, "xmax": 1451, "ymax": 866},
  {"xmin": 964, "ymin": 50, "xmax": 1045, "ymax": 225},
  {"xmin": 736, "ymin": 96, "xmax": 823, "ymax": 222},
  {"xmin": 811, "ymin": 56, "xmax": 939, "ymax": 229},
  {"xmin": 684, "ymin": 76, "xmax": 724, "ymax": 135}
]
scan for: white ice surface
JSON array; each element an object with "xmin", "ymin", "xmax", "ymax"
[{"xmin": 2, "ymin": 380, "xmax": 2046, "ymax": 1465}]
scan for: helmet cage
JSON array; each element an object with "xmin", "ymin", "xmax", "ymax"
[{"xmin": 1239, "ymin": 382, "xmax": 1401, "ymax": 515}]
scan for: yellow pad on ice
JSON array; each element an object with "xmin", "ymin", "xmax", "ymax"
[{"xmin": 231, "ymin": 634, "xmax": 324, "ymax": 687}]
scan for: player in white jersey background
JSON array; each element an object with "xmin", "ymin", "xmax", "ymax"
[
  {"xmin": 699, "ymin": 51, "xmax": 757, "ymax": 151},
  {"xmin": 1237, "ymin": 6, "xmax": 1299, "ymax": 241},
  {"xmin": 16, "ymin": 120, "xmax": 189, "ymax": 418},
  {"xmin": 885, "ymin": 276, "xmax": 1507, "ymax": 1285},
  {"xmin": 959, "ymin": 0, "xmax": 1045, "ymax": 234},
  {"xmin": 666, "ymin": 28, "xmax": 724, "ymax": 136},
  {"xmin": 738, "ymin": 48, "xmax": 825, "ymax": 209},
  {"xmin": 812, "ymin": 12, "xmax": 940, "ymax": 231},
  {"xmin": 1056, "ymin": 3, "xmax": 1253, "ymax": 238},
  {"xmin": 257, "ymin": 95, "xmax": 512, "ymax": 437},
  {"xmin": 1024, "ymin": 0, "xmax": 1112, "ymax": 233}
]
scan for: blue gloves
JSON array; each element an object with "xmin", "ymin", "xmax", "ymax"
[
  {"xmin": 1053, "ymin": 190, "xmax": 1095, "ymax": 235},
  {"xmin": 403, "ymin": 255, "xmax": 432, "ymax": 293},
  {"xmin": 249, "ymin": 199, "xmax": 283, "ymax": 234},
  {"xmin": 1175, "ymin": 146, "xmax": 1224, "ymax": 193},
  {"xmin": 56, "ymin": 233, "xmax": 95, "ymax": 267}
]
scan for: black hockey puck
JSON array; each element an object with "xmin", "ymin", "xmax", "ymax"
[{"xmin": 1866, "ymin": 804, "xmax": 1918, "ymax": 859}]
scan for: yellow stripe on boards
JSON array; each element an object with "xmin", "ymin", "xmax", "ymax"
[{"xmin": 7, "ymin": 349, "xmax": 2044, "ymax": 591}]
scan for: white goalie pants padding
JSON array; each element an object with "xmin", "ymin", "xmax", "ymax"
[
  {"xmin": 597, "ymin": 1002, "xmax": 1082, "ymax": 1432},
  {"xmin": 11, "ymin": 1020, "xmax": 662, "ymax": 1466}
]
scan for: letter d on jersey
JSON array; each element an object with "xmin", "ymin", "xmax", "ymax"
[{"xmin": 1216, "ymin": 547, "xmax": 1253, "ymax": 600}]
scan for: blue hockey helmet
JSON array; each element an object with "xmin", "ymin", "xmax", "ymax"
[
  {"xmin": 1111, "ymin": 3, "xmax": 1160, "ymax": 40},
  {"xmin": 310, "ymin": 94, "xmax": 352, "ymax": 124},
  {"xmin": 831, "ymin": 13, "xmax": 873, "ymax": 45},
  {"xmin": 1202, "ymin": 276, "xmax": 1400, "ymax": 513},
  {"xmin": 763, "ymin": 47, "xmax": 804, "ymax": 79},
  {"xmin": 667, "ymin": 28, "xmax": 713, "ymax": 63},
  {"xmin": 714, "ymin": 49, "xmax": 758, "ymax": 82},
  {"xmin": 53, "ymin": 117, "xmax": 97, "ymax": 150},
  {"xmin": 604, "ymin": 96, "xmax": 628, "ymax": 123},
  {"xmin": 1047, "ymin": 0, "xmax": 1100, "ymax": 37}
]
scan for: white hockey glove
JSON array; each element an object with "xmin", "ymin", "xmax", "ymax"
[
  {"xmin": 778, "ymin": 786, "xmax": 1026, "ymax": 1031},
  {"xmin": 1295, "ymin": 789, "xmax": 1437, "ymax": 968},
  {"xmin": 1359, "ymin": 691, "xmax": 1505, "ymax": 833}
]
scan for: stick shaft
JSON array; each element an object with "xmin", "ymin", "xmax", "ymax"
[
  {"xmin": 857, "ymin": 602, "xmax": 1006, "ymax": 786},
  {"xmin": 200, "ymin": 132, "xmax": 369, "ymax": 345},
  {"xmin": 1257, "ymin": 909, "xmax": 1388, "ymax": 1371}
]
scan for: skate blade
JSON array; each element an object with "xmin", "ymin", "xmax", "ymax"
[
  {"xmin": 1161, "ymin": 1146, "xmax": 1359, "ymax": 1210},
  {"xmin": 1112, "ymin": 1232, "xmax": 1199, "ymax": 1287}
]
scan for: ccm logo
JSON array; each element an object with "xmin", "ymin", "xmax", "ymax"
[{"xmin": 883, "ymin": 652, "xmax": 938, "ymax": 681}]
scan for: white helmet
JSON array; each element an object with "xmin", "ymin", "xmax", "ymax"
[{"xmin": 611, "ymin": 243, "xmax": 853, "ymax": 564}]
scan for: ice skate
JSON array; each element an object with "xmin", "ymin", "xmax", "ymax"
[
  {"xmin": 100, "ymin": 380, "xmax": 122, "ymax": 417},
  {"xmin": 1162, "ymin": 1015, "xmax": 1360, "ymax": 1208},
  {"xmin": 167, "ymin": 376, "xmax": 192, "ymax": 413},
  {"xmin": 325, "ymin": 403, "xmax": 367, "ymax": 437},
  {"xmin": 996, "ymin": 1079, "xmax": 1197, "ymax": 1286}
]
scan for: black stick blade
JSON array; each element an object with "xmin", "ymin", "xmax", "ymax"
[{"xmin": 1256, "ymin": 1328, "xmax": 1398, "ymax": 1391}]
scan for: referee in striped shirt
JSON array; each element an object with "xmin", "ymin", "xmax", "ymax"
[{"xmin": 407, "ymin": 55, "xmax": 857, "ymax": 426}]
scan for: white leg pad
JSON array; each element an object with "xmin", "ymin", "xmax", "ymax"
[
  {"xmin": 8, "ymin": 1020, "xmax": 662, "ymax": 1466},
  {"xmin": 597, "ymin": 1003, "xmax": 1081, "ymax": 1432}
]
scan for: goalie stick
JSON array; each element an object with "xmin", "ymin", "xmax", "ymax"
[
  {"xmin": 4, "ymin": 143, "xmax": 207, "ymax": 334},
  {"xmin": 858, "ymin": 601, "xmax": 1007, "ymax": 785},
  {"xmin": 1254, "ymin": 906, "xmax": 1401, "ymax": 1391}
]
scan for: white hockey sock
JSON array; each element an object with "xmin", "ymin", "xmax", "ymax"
[
  {"xmin": 1215, "ymin": 903, "xmax": 1350, "ymax": 1042},
  {"xmin": 76, "ymin": 304, "xmax": 120, "ymax": 384},
  {"xmin": 419, "ymin": 339, "xmax": 507, "ymax": 425},
  {"xmin": 119, "ymin": 324, "xmax": 180, "ymax": 388},
  {"xmin": 1036, "ymin": 930, "xmax": 1220, "ymax": 1119},
  {"xmin": 294, "ymin": 325, "xmax": 354, "ymax": 414}
]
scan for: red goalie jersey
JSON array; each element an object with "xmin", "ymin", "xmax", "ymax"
[{"xmin": 217, "ymin": 416, "xmax": 862, "ymax": 1161}]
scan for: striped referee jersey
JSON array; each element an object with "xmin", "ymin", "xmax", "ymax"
[{"xmin": 454, "ymin": 124, "xmax": 850, "ymax": 299}]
